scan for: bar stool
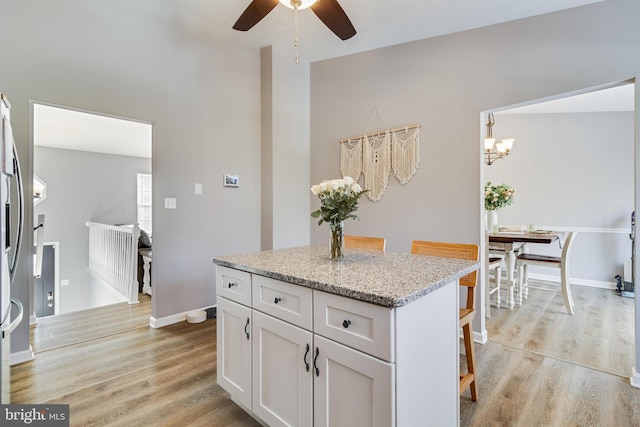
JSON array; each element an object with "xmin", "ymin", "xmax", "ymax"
[
  {"xmin": 411, "ymin": 240, "xmax": 479, "ymax": 401},
  {"xmin": 344, "ymin": 235, "xmax": 386, "ymax": 251}
]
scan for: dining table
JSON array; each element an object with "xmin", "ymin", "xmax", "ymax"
[{"xmin": 488, "ymin": 230, "xmax": 560, "ymax": 309}]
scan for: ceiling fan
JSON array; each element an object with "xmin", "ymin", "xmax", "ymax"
[{"xmin": 233, "ymin": 0, "xmax": 357, "ymax": 41}]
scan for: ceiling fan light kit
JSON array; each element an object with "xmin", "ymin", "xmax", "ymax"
[{"xmin": 279, "ymin": 0, "xmax": 318, "ymax": 9}]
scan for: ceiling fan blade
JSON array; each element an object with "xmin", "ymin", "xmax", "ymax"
[
  {"xmin": 233, "ymin": 0, "xmax": 280, "ymax": 31},
  {"xmin": 310, "ymin": 0, "xmax": 356, "ymax": 41}
]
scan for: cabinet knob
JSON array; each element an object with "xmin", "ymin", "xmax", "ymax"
[
  {"xmin": 227, "ymin": 282, "xmax": 237, "ymax": 288},
  {"xmin": 342, "ymin": 320, "xmax": 351, "ymax": 328},
  {"xmin": 274, "ymin": 297, "xmax": 282, "ymax": 304}
]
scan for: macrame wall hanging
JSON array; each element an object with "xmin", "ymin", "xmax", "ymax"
[{"xmin": 339, "ymin": 108, "xmax": 420, "ymax": 202}]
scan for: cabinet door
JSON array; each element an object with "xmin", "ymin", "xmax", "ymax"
[
  {"xmin": 252, "ymin": 310, "xmax": 313, "ymax": 427},
  {"xmin": 314, "ymin": 335, "xmax": 395, "ymax": 427},
  {"xmin": 217, "ymin": 297, "xmax": 252, "ymax": 410}
]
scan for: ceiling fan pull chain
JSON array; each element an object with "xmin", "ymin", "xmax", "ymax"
[{"xmin": 294, "ymin": 6, "xmax": 300, "ymax": 63}]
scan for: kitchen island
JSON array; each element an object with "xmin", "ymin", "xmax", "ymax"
[{"xmin": 212, "ymin": 245, "xmax": 479, "ymax": 427}]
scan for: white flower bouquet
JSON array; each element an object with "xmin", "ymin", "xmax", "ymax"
[
  {"xmin": 310, "ymin": 176, "xmax": 366, "ymax": 226},
  {"xmin": 311, "ymin": 176, "xmax": 367, "ymax": 260}
]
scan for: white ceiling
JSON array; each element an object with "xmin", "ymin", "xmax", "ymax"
[
  {"xmin": 500, "ymin": 84, "xmax": 634, "ymax": 115},
  {"xmin": 33, "ymin": 103, "xmax": 152, "ymax": 158},
  {"xmin": 34, "ymin": 0, "xmax": 617, "ymax": 157},
  {"xmin": 220, "ymin": 0, "xmax": 602, "ymax": 63}
]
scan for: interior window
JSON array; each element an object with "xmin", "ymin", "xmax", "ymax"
[{"xmin": 137, "ymin": 173, "xmax": 152, "ymax": 235}]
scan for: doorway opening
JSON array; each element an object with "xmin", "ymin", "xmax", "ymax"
[
  {"xmin": 480, "ymin": 80, "xmax": 635, "ymax": 378},
  {"xmin": 32, "ymin": 102, "xmax": 152, "ymax": 318}
]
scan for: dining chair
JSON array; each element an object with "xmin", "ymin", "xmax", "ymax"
[
  {"xmin": 344, "ymin": 235, "xmax": 386, "ymax": 251},
  {"xmin": 516, "ymin": 231, "xmax": 577, "ymax": 315},
  {"xmin": 411, "ymin": 240, "xmax": 479, "ymax": 401},
  {"xmin": 485, "ymin": 233, "xmax": 503, "ymax": 318},
  {"xmin": 486, "ymin": 257, "xmax": 502, "ymax": 318}
]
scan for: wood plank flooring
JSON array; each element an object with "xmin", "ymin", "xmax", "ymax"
[
  {"xmin": 486, "ymin": 283, "xmax": 634, "ymax": 377},
  {"xmin": 11, "ymin": 285, "xmax": 640, "ymax": 426},
  {"xmin": 30, "ymin": 294, "xmax": 153, "ymax": 353},
  {"xmin": 459, "ymin": 341, "xmax": 640, "ymax": 426},
  {"xmin": 12, "ymin": 297, "xmax": 260, "ymax": 427}
]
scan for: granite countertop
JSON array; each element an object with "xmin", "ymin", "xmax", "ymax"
[{"xmin": 212, "ymin": 246, "xmax": 480, "ymax": 308}]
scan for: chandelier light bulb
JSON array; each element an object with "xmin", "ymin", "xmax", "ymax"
[
  {"xmin": 484, "ymin": 138, "xmax": 496, "ymax": 151},
  {"xmin": 501, "ymin": 138, "xmax": 515, "ymax": 151}
]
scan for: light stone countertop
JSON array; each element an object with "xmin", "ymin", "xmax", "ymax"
[{"xmin": 212, "ymin": 245, "xmax": 480, "ymax": 308}]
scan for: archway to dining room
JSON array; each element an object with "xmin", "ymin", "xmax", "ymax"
[{"xmin": 478, "ymin": 80, "xmax": 637, "ymax": 383}]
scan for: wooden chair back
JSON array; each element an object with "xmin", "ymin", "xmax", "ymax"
[
  {"xmin": 411, "ymin": 240, "xmax": 479, "ymax": 310},
  {"xmin": 410, "ymin": 240, "xmax": 479, "ymax": 287},
  {"xmin": 344, "ymin": 235, "xmax": 386, "ymax": 251}
]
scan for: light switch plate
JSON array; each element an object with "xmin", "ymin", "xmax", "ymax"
[
  {"xmin": 195, "ymin": 183, "xmax": 202, "ymax": 195},
  {"xmin": 164, "ymin": 197, "xmax": 177, "ymax": 209}
]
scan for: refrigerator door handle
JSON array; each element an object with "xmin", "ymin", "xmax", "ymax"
[
  {"xmin": 1, "ymin": 298, "xmax": 23, "ymax": 338},
  {"xmin": 9, "ymin": 140, "xmax": 23, "ymax": 282}
]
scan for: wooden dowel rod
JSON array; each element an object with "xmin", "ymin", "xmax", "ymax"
[{"xmin": 339, "ymin": 124, "xmax": 421, "ymax": 143}]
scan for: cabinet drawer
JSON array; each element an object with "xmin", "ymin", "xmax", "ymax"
[
  {"xmin": 216, "ymin": 266, "xmax": 252, "ymax": 306},
  {"xmin": 252, "ymin": 275, "xmax": 313, "ymax": 330},
  {"xmin": 314, "ymin": 291, "xmax": 394, "ymax": 362}
]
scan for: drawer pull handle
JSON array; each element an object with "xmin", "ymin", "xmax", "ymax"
[
  {"xmin": 227, "ymin": 282, "xmax": 237, "ymax": 288},
  {"xmin": 274, "ymin": 297, "xmax": 282, "ymax": 304},
  {"xmin": 244, "ymin": 317, "xmax": 250, "ymax": 340},
  {"xmin": 304, "ymin": 343, "xmax": 310, "ymax": 372},
  {"xmin": 314, "ymin": 347, "xmax": 320, "ymax": 377},
  {"xmin": 342, "ymin": 320, "xmax": 351, "ymax": 328}
]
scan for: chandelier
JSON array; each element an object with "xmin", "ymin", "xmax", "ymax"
[{"xmin": 484, "ymin": 113, "xmax": 515, "ymax": 165}]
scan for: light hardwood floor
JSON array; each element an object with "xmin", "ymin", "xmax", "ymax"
[{"xmin": 11, "ymin": 286, "xmax": 640, "ymax": 426}]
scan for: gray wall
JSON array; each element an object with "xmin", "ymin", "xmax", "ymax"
[
  {"xmin": 486, "ymin": 112, "xmax": 634, "ymax": 285},
  {"xmin": 34, "ymin": 146, "xmax": 151, "ymax": 313},
  {"xmin": 261, "ymin": 45, "xmax": 311, "ymax": 251},
  {"xmin": 309, "ymin": 0, "xmax": 640, "ymax": 353},
  {"xmin": 0, "ymin": 0, "xmax": 263, "ymax": 357}
]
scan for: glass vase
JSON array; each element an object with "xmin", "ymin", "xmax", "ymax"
[
  {"xmin": 486, "ymin": 210, "xmax": 499, "ymax": 233},
  {"xmin": 329, "ymin": 221, "xmax": 344, "ymax": 261}
]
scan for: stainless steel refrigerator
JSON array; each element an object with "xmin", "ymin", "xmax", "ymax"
[{"xmin": 1, "ymin": 92, "xmax": 25, "ymax": 404}]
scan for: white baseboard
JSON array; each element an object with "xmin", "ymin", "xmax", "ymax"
[
  {"xmin": 10, "ymin": 346, "xmax": 35, "ymax": 366},
  {"xmin": 475, "ymin": 329, "xmax": 488, "ymax": 345},
  {"xmin": 528, "ymin": 273, "xmax": 616, "ymax": 289},
  {"xmin": 459, "ymin": 329, "xmax": 488, "ymax": 345},
  {"xmin": 631, "ymin": 367, "xmax": 640, "ymax": 389},
  {"xmin": 150, "ymin": 304, "xmax": 216, "ymax": 329}
]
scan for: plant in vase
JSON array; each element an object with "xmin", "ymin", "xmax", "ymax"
[
  {"xmin": 311, "ymin": 176, "xmax": 367, "ymax": 260},
  {"xmin": 484, "ymin": 182, "xmax": 515, "ymax": 232}
]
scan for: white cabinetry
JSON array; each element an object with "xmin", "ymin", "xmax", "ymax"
[
  {"xmin": 252, "ymin": 310, "xmax": 313, "ymax": 426},
  {"xmin": 215, "ymin": 264, "xmax": 458, "ymax": 426},
  {"xmin": 216, "ymin": 297, "xmax": 251, "ymax": 410},
  {"xmin": 313, "ymin": 334, "xmax": 393, "ymax": 427}
]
